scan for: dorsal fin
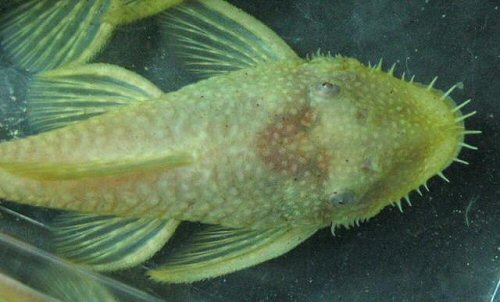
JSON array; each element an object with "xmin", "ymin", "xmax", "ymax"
[{"xmin": 160, "ymin": 0, "xmax": 299, "ymax": 78}]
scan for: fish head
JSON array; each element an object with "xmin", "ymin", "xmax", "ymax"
[{"xmin": 298, "ymin": 55, "xmax": 467, "ymax": 228}]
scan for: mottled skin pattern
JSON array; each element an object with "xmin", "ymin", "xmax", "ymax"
[{"xmin": 0, "ymin": 56, "xmax": 463, "ymax": 229}]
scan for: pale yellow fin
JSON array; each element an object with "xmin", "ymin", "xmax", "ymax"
[
  {"xmin": 0, "ymin": 0, "xmax": 115, "ymax": 72},
  {"xmin": 160, "ymin": 0, "xmax": 299, "ymax": 78},
  {"xmin": 28, "ymin": 63, "xmax": 163, "ymax": 133},
  {"xmin": 0, "ymin": 151, "xmax": 192, "ymax": 181},
  {"xmin": 0, "ymin": 0, "xmax": 186, "ymax": 72},
  {"xmin": 105, "ymin": 0, "xmax": 185, "ymax": 25},
  {"xmin": 51, "ymin": 213, "xmax": 180, "ymax": 271},
  {"xmin": 148, "ymin": 225, "xmax": 317, "ymax": 283}
]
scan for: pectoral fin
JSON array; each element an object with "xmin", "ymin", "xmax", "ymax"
[
  {"xmin": 148, "ymin": 225, "xmax": 318, "ymax": 283},
  {"xmin": 160, "ymin": 0, "xmax": 299, "ymax": 78},
  {"xmin": 50, "ymin": 213, "xmax": 180, "ymax": 271},
  {"xmin": 28, "ymin": 63, "xmax": 163, "ymax": 133},
  {"xmin": 0, "ymin": 152, "xmax": 193, "ymax": 181}
]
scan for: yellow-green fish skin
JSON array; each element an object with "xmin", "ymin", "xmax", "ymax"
[{"xmin": 0, "ymin": 56, "xmax": 464, "ymax": 230}]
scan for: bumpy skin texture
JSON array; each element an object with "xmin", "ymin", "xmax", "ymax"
[{"xmin": 0, "ymin": 56, "xmax": 464, "ymax": 230}]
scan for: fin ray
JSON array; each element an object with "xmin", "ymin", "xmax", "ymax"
[
  {"xmin": 1, "ymin": 0, "xmax": 115, "ymax": 72},
  {"xmin": 27, "ymin": 63, "xmax": 163, "ymax": 133},
  {"xmin": 161, "ymin": 0, "xmax": 298, "ymax": 78},
  {"xmin": 1, "ymin": 0, "xmax": 189, "ymax": 71},
  {"xmin": 106, "ymin": 0, "xmax": 185, "ymax": 24},
  {"xmin": 148, "ymin": 225, "xmax": 317, "ymax": 283},
  {"xmin": 51, "ymin": 213, "xmax": 180, "ymax": 271}
]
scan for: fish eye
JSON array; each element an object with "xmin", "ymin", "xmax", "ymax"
[
  {"xmin": 315, "ymin": 81, "xmax": 341, "ymax": 97},
  {"xmin": 329, "ymin": 190, "xmax": 356, "ymax": 206}
]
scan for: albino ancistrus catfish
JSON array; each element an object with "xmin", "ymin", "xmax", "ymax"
[{"xmin": 0, "ymin": 0, "xmax": 479, "ymax": 283}]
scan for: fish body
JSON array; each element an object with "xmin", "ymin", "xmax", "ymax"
[
  {"xmin": 0, "ymin": 0, "xmax": 476, "ymax": 283},
  {"xmin": 0, "ymin": 56, "xmax": 464, "ymax": 229}
]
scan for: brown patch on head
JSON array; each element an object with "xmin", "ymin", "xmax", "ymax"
[{"xmin": 256, "ymin": 106, "xmax": 330, "ymax": 179}]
